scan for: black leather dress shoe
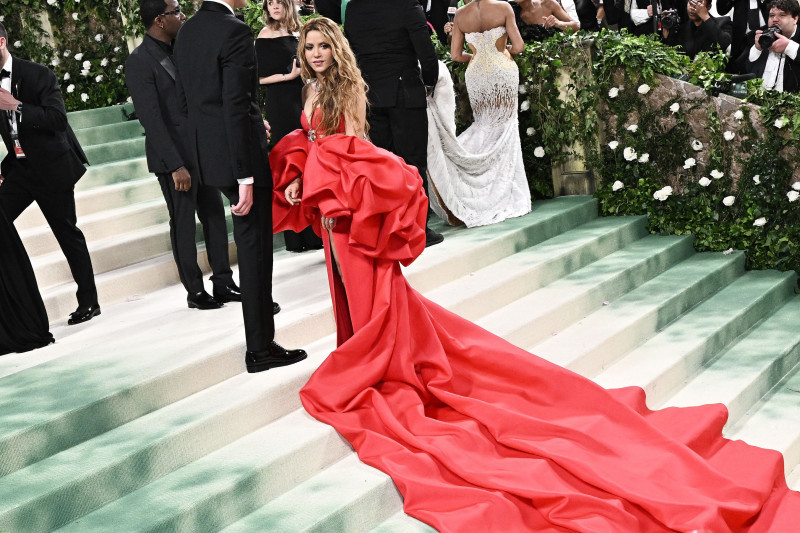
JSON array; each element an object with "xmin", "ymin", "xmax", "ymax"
[
  {"xmin": 67, "ymin": 304, "xmax": 101, "ymax": 325},
  {"xmin": 273, "ymin": 302, "xmax": 281, "ymax": 315},
  {"xmin": 425, "ymin": 227, "xmax": 444, "ymax": 248},
  {"xmin": 213, "ymin": 283, "xmax": 242, "ymax": 303},
  {"xmin": 246, "ymin": 341, "xmax": 307, "ymax": 373},
  {"xmin": 187, "ymin": 291, "xmax": 223, "ymax": 310}
]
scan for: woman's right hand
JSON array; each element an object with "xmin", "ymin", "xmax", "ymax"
[
  {"xmin": 285, "ymin": 177, "xmax": 302, "ymax": 205},
  {"xmin": 444, "ymin": 22, "xmax": 454, "ymax": 36}
]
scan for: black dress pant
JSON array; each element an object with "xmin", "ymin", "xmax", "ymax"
[
  {"xmin": 368, "ymin": 87, "xmax": 430, "ymax": 196},
  {"xmin": 0, "ymin": 164, "xmax": 97, "ymax": 308},
  {"xmin": 218, "ymin": 185, "xmax": 275, "ymax": 352},
  {"xmin": 156, "ymin": 172, "xmax": 233, "ymax": 295}
]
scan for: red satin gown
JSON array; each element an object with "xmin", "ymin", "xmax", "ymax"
[{"xmin": 270, "ymin": 110, "xmax": 800, "ymax": 532}]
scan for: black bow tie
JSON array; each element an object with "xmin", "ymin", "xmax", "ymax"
[{"xmin": 0, "ymin": 69, "xmax": 10, "ymax": 80}]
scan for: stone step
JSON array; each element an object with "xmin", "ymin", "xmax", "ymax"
[
  {"xmin": 665, "ymin": 297, "xmax": 800, "ymax": 431},
  {"xmin": 77, "ymin": 157, "xmax": 150, "ymax": 191},
  {"xmin": 594, "ymin": 270, "xmax": 797, "ymax": 407},
  {"xmin": 73, "ymin": 120, "xmax": 144, "ymax": 147},
  {"xmin": 788, "ymin": 464, "xmax": 800, "ymax": 491},
  {"xmin": 530, "ymin": 251, "xmax": 745, "ymax": 376},
  {"xmin": 67, "ymin": 103, "xmax": 134, "ymax": 130},
  {"xmin": 477, "ymin": 234, "xmax": 695, "ymax": 352},
  {"xmin": 83, "ymin": 137, "xmax": 146, "ymax": 165},
  {"xmin": 367, "ymin": 512, "xmax": 437, "ymax": 533},
  {"xmin": 219, "ymin": 455, "xmax": 401, "ymax": 533}
]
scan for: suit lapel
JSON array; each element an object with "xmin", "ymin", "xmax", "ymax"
[{"xmin": 143, "ymin": 38, "xmax": 176, "ymax": 81}]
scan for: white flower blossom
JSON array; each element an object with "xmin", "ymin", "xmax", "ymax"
[
  {"xmin": 520, "ymin": 100, "xmax": 530, "ymax": 112},
  {"xmin": 114, "ymin": 46, "xmax": 121, "ymax": 53},
  {"xmin": 775, "ymin": 117, "xmax": 787, "ymax": 128},
  {"xmin": 51, "ymin": 57, "xmax": 60, "ymax": 67},
  {"xmin": 534, "ymin": 146, "xmax": 545, "ymax": 158},
  {"xmin": 101, "ymin": 58, "xmax": 109, "ymax": 67},
  {"xmin": 623, "ymin": 146, "xmax": 637, "ymax": 161},
  {"xmin": 608, "ymin": 140, "xmax": 619, "ymax": 150},
  {"xmin": 80, "ymin": 69, "xmax": 90, "ymax": 76},
  {"xmin": 526, "ymin": 127, "xmax": 535, "ymax": 136},
  {"xmin": 653, "ymin": 186, "xmax": 673, "ymax": 201},
  {"xmin": 95, "ymin": 34, "xmax": 103, "ymax": 42},
  {"xmin": 72, "ymin": 13, "xmax": 78, "ymax": 20},
  {"xmin": 63, "ymin": 72, "xmax": 70, "ymax": 81},
  {"xmin": 74, "ymin": 52, "xmax": 83, "ymax": 60},
  {"xmin": 753, "ymin": 217, "xmax": 767, "ymax": 227},
  {"xmin": 638, "ymin": 153, "xmax": 650, "ymax": 163},
  {"xmin": 95, "ymin": 74, "xmax": 103, "ymax": 82},
  {"xmin": 608, "ymin": 87, "xmax": 619, "ymax": 98},
  {"xmin": 47, "ymin": 0, "xmax": 56, "ymax": 5},
  {"xmin": 710, "ymin": 169, "xmax": 724, "ymax": 179},
  {"xmin": 788, "ymin": 190, "xmax": 800, "ymax": 202},
  {"xmin": 683, "ymin": 157, "xmax": 696, "ymax": 169},
  {"xmin": 82, "ymin": 60, "xmax": 91, "ymax": 69},
  {"xmin": 792, "ymin": 182, "xmax": 800, "ymax": 191},
  {"xmin": 723, "ymin": 131, "xmax": 735, "ymax": 141},
  {"xmin": 691, "ymin": 140, "xmax": 703, "ymax": 151},
  {"xmin": 734, "ymin": 109, "xmax": 744, "ymax": 120},
  {"xmin": 0, "ymin": 16, "xmax": 4, "ymax": 22},
  {"xmin": 638, "ymin": 83, "xmax": 651, "ymax": 95},
  {"xmin": 752, "ymin": 175, "xmax": 761, "ymax": 184},
  {"xmin": 519, "ymin": 84, "xmax": 527, "ymax": 94},
  {"xmin": 698, "ymin": 177, "xmax": 711, "ymax": 187},
  {"xmin": 626, "ymin": 124, "xmax": 638, "ymax": 132},
  {"xmin": 722, "ymin": 195, "xmax": 736, "ymax": 206},
  {"xmin": 723, "ymin": 247, "xmax": 734, "ymax": 255},
  {"xmin": 670, "ymin": 102, "xmax": 680, "ymax": 113},
  {"xmin": 63, "ymin": 50, "xmax": 71, "ymax": 57},
  {"xmin": 13, "ymin": 41, "xmax": 21, "ymax": 48},
  {"xmin": 67, "ymin": 84, "xmax": 75, "ymax": 93},
  {"xmin": 115, "ymin": 67, "xmax": 122, "ymax": 74},
  {"xmin": 612, "ymin": 180, "xmax": 624, "ymax": 191},
  {"xmin": 81, "ymin": 93, "xmax": 89, "ymax": 102}
]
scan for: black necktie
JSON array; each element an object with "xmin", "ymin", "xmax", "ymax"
[{"xmin": 0, "ymin": 69, "xmax": 9, "ymax": 80}]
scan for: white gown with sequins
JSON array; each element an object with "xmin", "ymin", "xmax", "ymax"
[{"xmin": 426, "ymin": 26, "xmax": 531, "ymax": 228}]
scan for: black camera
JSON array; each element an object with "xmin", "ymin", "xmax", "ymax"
[
  {"xmin": 758, "ymin": 25, "xmax": 783, "ymax": 49},
  {"xmin": 660, "ymin": 9, "xmax": 681, "ymax": 30}
]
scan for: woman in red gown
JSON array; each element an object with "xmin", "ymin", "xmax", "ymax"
[{"xmin": 270, "ymin": 17, "xmax": 800, "ymax": 533}]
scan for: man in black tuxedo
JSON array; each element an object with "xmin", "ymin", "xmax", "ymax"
[
  {"xmin": 0, "ymin": 23, "xmax": 100, "ymax": 326},
  {"xmin": 344, "ymin": 0, "xmax": 444, "ymax": 248},
  {"xmin": 737, "ymin": 0, "xmax": 800, "ymax": 92},
  {"xmin": 174, "ymin": 0, "xmax": 305, "ymax": 372},
  {"xmin": 126, "ymin": 0, "xmax": 239, "ymax": 311},
  {"xmin": 661, "ymin": 0, "xmax": 732, "ymax": 60},
  {"xmin": 718, "ymin": 0, "xmax": 771, "ymax": 70}
]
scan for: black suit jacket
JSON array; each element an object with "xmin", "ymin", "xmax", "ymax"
[
  {"xmin": 173, "ymin": 1, "xmax": 269, "ymax": 189},
  {"xmin": 664, "ymin": 15, "xmax": 733, "ymax": 60},
  {"xmin": 344, "ymin": 0, "xmax": 438, "ymax": 109},
  {"xmin": 717, "ymin": 0, "xmax": 770, "ymax": 67},
  {"xmin": 0, "ymin": 57, "xmax": 87, "ymax": 190},
  {"xmin": 737, "ymin": 27, "xmax": 800, "ymax": 92},
  {"xmin": 125, "ymin": 36, "xmax": 187, "ymax": 175}
]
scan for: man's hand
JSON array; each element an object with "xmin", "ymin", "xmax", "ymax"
[
  {"xmin": 171, "ymin": 166, "xmax": 192, "ymax": 192},
  {"xmin": 284, "ymin": 177, "xmax": 302, "ymax": 205},
  {"xmin": 232, "ymin": 182, "xmax": 253, "ymax": 216},
  {"xmin": 647, "ymin": 5, "xmax": 653, "ymax": 17},
  {"xmin": 690, "ymin": 0, "xmax": 710, "ymax": 21},
  {"xmin": 771, "ymin": 32, "xmax": 792, "ymax": 54},
  {"xmin": 264, "ymin": 119, "xmax": 271, "ymax": 140},
  {"xmin": 755, "ymin": 30, "xmax": 764, "ymax": 51},
  {"xmin": 0, "ymin": 88, "xmax": 20, "ymax": 111}
]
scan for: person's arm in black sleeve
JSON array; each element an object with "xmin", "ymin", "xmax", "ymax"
[{"xmin": 406, "ymin": 0, "xmax": 439, "ymax": 87}]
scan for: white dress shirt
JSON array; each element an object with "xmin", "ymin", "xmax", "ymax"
[
  {"xmin": 749, "ymin": 27, "xmax": 799, "ymax": 92},
  {"xmin": 1, "ymin": 55, "xmax": 18, "ymax": 134}
]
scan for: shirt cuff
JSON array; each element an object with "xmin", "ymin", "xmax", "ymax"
[
  {"xmin": 749, "ymin": 45, "xmax": 762, "ymax": 62},
  {"xmin": 785, "ymin": 39, "xmax": 799, "ymax": 60},
  {"xmin": 630, "ymin": 9, "xmax": 650, "ymax": 26},
  {"xmin": 237, "ymin": 178, "xmax": 254, "ymax": 185}
]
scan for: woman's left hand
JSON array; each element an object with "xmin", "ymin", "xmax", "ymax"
[{"xmin": 321, "ymin": 216, "xmax": 337, "ymax": 231}]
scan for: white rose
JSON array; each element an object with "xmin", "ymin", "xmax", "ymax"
[
  {"xmin": 95, "ymin": 34, "xmax": 103, "ymax": 42},
  {"xmin": 81, "ymin": 69, "xmax": 89, "ymax": 76},
  {"xmin": 723, "ymin": 131, "xmax": 735, "ymax": 141},
  {"xmin": 608, "ymin": 87, "xmax": 619, "ymax": 98},
  {"xmin": 63, "ymin": 72, "xmax": 70, "ymax": 81},
  {"xmin": 526, "ymin": 127, "xmax": 535, "ymax": 136},
  {"xmin": 534, "ymin": 146, "xmax": 545, "ymax": 158},
  {"xmin": 114, "ymin": 46, "xmax": 121, "ymax": 53},
  {"xmin": 67, "ymin": 84, "xmax": 75, "ymax": 93},
  {"xmin": 710, "ymin": 169, "xmax": 724, "ymax": 179},
  {"xmin": 698, "ymin": 177, "xmax": 711, "ymax": 187},
  {"xmin": 638, "ymin": 153, "xmax": 650, "ymax": 163},
  {"xmin": 608, "ymin": 140, "xmax": 619, "ymax": 150},
  {"xmin": 626, "ymin": 124, "xmax": 638, "ymax": 132},
  {"xmin": 792, "ymin": 182, "xmax": 800, "ymax": 191},
  {"xmin": 63, "ymin": 50, "xmax": 71, "ymax": 57},
  {"xmin": 691, "ymin": 140, "xmax": 703, "ymax": 151},
  {"xmin": 753, "ymin": 217, "xmax": 767, "ymax": 227},
  {"xmin": 752, "ymin": 175, "xmax": 761, "ymax": 184},
  {"xmin": 74, "ymin": 52, "xmax": 83, "ymax": 60},
  {"xmin": 13, "ymin": 41, "xmax": 21, "ymax": 48},
  {"xmin": 722, "ymin": 195, "xmax": 736, "ymax": 206},
  {"xmin": 612, "ymin": 180, "xmax": 624, "ymax": 191},
  {"xmin": 0, "ymin": 16, "xmax": 4, "ymax": 22},
  {"xmin": 623, "ymin": 146, "xmax": 637, "ymax": 161},
  {"xmin": 683, "ymin": 157, "xmax": 696, "ymax": 169},
  {"xmin": 81, "ymin": 93, "xmax": 89, "ymax": 102},
  {"xmin": 638, "ymin": 83, "xmax": 651, "ymax": 95},
  {"xmin": 82, "ymin": 60, "xmax": 91, "ymax": 69},
  {"xmin": 653, "ymin": 186, "xmax": 673, "ymax": 201},
  {"xmin": 519, "ymin": 84, "xmax": 527, "ymax": 94},
  {"xmin": 115, "ymin": 67, "xmax": 121, "ymax": 74},
  {"xmin": 72, "ymin": 13, "xmax": 78, "ymax": 20},
  {"xmin": 775, "ymin": 117, "xmax": 786, "ymax": 128},
  {"xmin": 101, "ymin": 58, "xmax": 109, "ymax": 67},
  {"xmin": 95, "ymin": 74, "xmax": 103, "ymax": 82},
  {"xmin": 670, "ymin": 102, "xmax": 680, "ymax": 113},
  {"xmin": 47, "ymin": 0, "xmax": 56, "ymax": 4},
  {"xmin": 734, "ymin": 109, "xmax": 744, "ymax": 120},
  {"xmin": 788, "ymin": 190, "xmax": 800, "ymax": 202},
  {"xmin": 520, "ymin": 100, "xmax": 530, "ymax": 112}
]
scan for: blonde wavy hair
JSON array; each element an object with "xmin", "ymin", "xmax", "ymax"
[
  {"xmin": 297, "ymin": 17, "xmax": 369, "ymax": 137},
  {"xmin": 262, "ymin": 0, "xmax": 300, "ymax": 33}
]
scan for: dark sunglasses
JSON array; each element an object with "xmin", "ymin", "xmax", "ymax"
[{"xmin": 160, "ymin": 5, "xmax": 182, "ymax": 17}]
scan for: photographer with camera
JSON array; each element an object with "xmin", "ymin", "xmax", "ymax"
[
  {"xmin": 737, "ymin": 0, "xmax": 800, "ymax": 92},
  {"xmin": 660, "ymin": 0, "xmax": 732, "ymax": 60}
]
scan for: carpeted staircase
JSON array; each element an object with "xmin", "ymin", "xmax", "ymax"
[{"xmin": 0, "ymin": 105, "xmax": 798, "ymax": 533}]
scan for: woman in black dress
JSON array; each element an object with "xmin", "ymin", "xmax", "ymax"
[
  {"xmin": 0, "ymin": 206, "xmax": 54, "ymax": 355},
  {"xmin": 256, "ymin": 0, "xmax": 322, "ymax": 253}
]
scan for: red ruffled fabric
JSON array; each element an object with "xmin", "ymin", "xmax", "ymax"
[{"xmin": 270, "ymin": 120, "xmax": 800, "ymax": 533}]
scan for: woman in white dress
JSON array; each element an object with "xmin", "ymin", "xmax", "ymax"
[{"xmin": 426, "ymin": 0, "xmax": 531, "ymax": 228}]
